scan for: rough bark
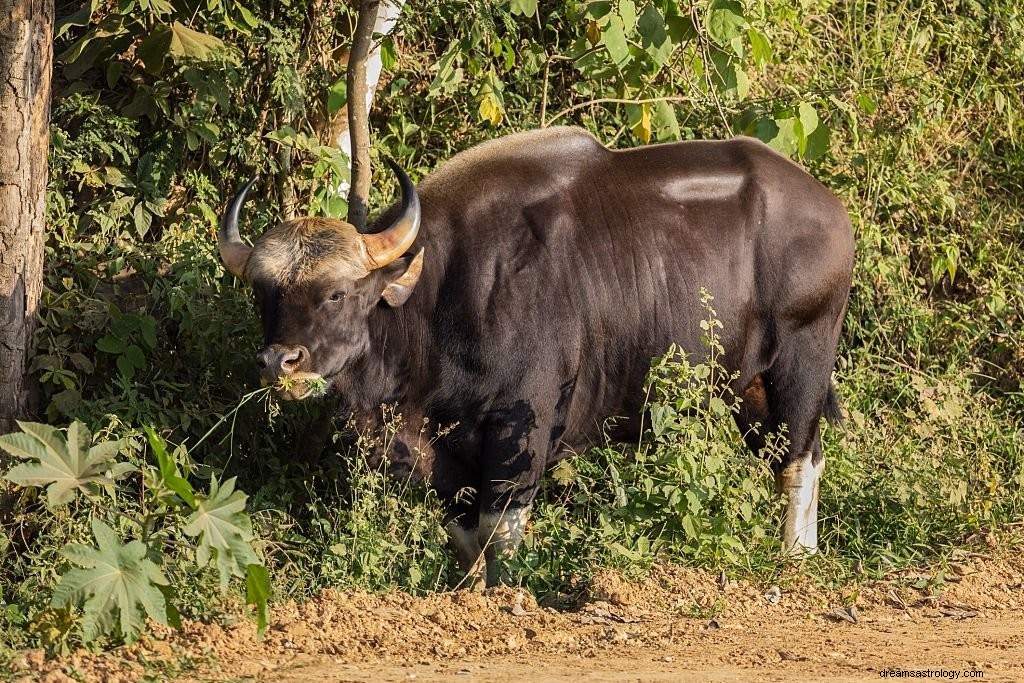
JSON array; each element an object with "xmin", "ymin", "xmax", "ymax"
[
  {"xmin": 0, "ymin": 0, "xmax": 51, "ymax": 436},
  {"xmin": 345, "ymin": 0, "xmax": 382, "ymax": 230}
]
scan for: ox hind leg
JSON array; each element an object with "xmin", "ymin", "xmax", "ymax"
[{"xmin": 736, "ymin": 337, "xmax": 837, "ymax": 555}]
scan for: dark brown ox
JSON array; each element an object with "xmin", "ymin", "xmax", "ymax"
[{"xmin": 218, "ymin": 127, "xmax": 855, "ymax": 586}]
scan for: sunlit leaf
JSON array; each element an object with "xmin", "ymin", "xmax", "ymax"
[
  {"xmin": 477, "ymin": 73, "xmax": 505, "ymax": 127},
  {"xmin": 508, "ymin": 0, "xmax": 537, "ymax": 17},
  {"xmin": 168, "ymin": 22, "xmax": 229, "ymax": 61},
  {"xmin": 1, "ymin": 421, "xmax": 132, "ymax": 508},
  {"xmin": 652, "ymin": 100, "xmax": 681, "ymax": 141},
  {"xmin": 706, "ymin": 0, "xmax": 746, "ymax": 47},
  {"xmin": 55, "ymin": 0, "xmax": 99, "ymax": 39},
  {"xmin": 184, "ymin": 476, "xmax": 259, "ymax": 587},
  {"xmin": 601, "ymin": 14, "xmax": 630, "ymax": 67},
  {"xmin": 50, "ymin": 518, "xmax": 170, "ymax": 644}
]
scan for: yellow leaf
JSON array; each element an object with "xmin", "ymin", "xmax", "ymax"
[
  {"xmin": 477, "ymin": 82, "xmax": 504, "ymax": 127},
  {"xmin": 632, "ymin": 102, "xmax": 652, "ymax": 143}
]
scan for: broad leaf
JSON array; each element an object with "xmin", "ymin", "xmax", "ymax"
[
  {"xmin": 477, "ymin": 74, "xmax": 505, "ymax": 127},
  {"xmin": 601, "ymin": 14, "xmax": 630, "ymax": 67},
  {"xmin": 55, "ymin": 0, "xmax": 98, "ymax": 38},
  {"xmin": 1, "ymin": 420, "xmax": 133, "ymax": 507},
  {"xmin": 246, "ymin": 564, "xmax": 271, "ymax": 637},
  {"xmin": 184, "ymin": 476, "xmax": 259, "ymax": 587},
  {"xmin": 508, "ymin": 0, "xmax": 537, "ymax": 17},
  {"xmin": 637, "ymin": 3, "xmax": 672, "ymax": 67},
  {"xmin": 51, "ymin": 518, "xmax": 170, "ymax": 644},
  {"xmin": 168, "ymin": 22, "xmax": 229, "ymax": 61},
  {"xmin": 652, "ymin": 100, "xmax": 681, "ymax": 141},
  {"xmin": 706, "ymin": 0, "xmax": 746, "ymax": 47}
]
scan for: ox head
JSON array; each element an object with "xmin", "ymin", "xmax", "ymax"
[{"xmin": 218, "ymin": 160, "xmax": 423, "ymax": 400}]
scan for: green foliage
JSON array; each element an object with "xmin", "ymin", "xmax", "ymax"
[
  {"xmin": 261, "ymin": 415, "xmax": 453, "ymax": 598},
  {"xmin": 513, "ymin": 293, "xmax": 785, "ymax": 591},
  {"xmin": 0, "ymin": 421, "xmax": 270, "ymax": 647}
]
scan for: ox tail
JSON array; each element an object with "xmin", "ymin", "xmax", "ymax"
[{"xmin": 823, "ymin": 383, "xmax": 843, "ymax": 425}]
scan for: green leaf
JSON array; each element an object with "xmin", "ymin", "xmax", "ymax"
[
  {"xmin": 428, "ymin": 47, "xmax": 464, "ymax": 97},
  {"xmin": 508, "ymin": 0, "xmax": 537, "ymax": 17},
  {"xmin": 710, "ymin": 52, "xmax": 748, "ymax": 100},
  {"xmin": 327, "ymin": 78, "xmax": 347, "ymax": 115},
  {"xmin": 766, "ymin": 116, "xmax": 800, "ymax": 157},
  {"xmin": 56, "ymin": 0, "xmax": 99, "ymax": 39},
  {"xmin": 637, "ymin": 3, "xmax": 672, "ymax": 66},
  {"xmin": 184, "ymin": 476, "xmax": 259, "ymax": 587},
  {"xmin": 619, "ymin": 0, "xmax": 637, "ymax": 31},
  {"xmin": 798, "ymin": 102, "xmax": 819, "ymax": 138},
  {"xmin": 235, "ymin": 2, "xmax": 259, "ymax": 29},
  {"xmin": 137, "ymin": 26, "xmax": 172, "ymax": 74},
  {"xmin": 1, "ymin": 421, "xmax": 131, "ymax": 507},
  {"xmin": 601, "ymin": 14, "xmax": 630, "ymax": 67},
  {"xmin": 380, "ymin": 36, "xmax": 397, "ymax": 70},
  {"xmin": 124, "ymin": 344, "xmax": 146, "ymax": 369},
  {"xmin": 51, "ymin": 518, "xmax": 170, "ymax": 644},
  {"xmin": 116, "ymin": 354, "xmax": 136, "ymax": 380},
  {"xmin": 144, "ymin": 426, "xmax": 196, "ymax": 508},
  {"xmin": 802, "ymin": 120, "xmax": 831, "ymax": 160},
  {"xmin": 168, "ymin": 22, "xmax": 229, "ymax": 61},
  {"xmin": 747, "ymin": 28, "xmax": 772, "ymax": 66},
  {"xmin": 681, "ymin": 514, "xmax": 698, "ymax": 540},
  {"xmin": 133, "ymin": 203, "xmax": 153, "ymax": 238},
  {"xmin": 246, "ymin": 564, "xmax": 271, "ymax": 637},
  {"xmin": 666, "ymin": 14, "xmax": 697, "ymax": 43},
  {"xmin": 652, "ymin": 100, "xmax": 681, "ymax": 141},
  {"xmin": 628, "ymin": 102, "xmax": 652, "ymax": 143},
  {"xmin": 706, "ymin": 0, "xmax": 746, "ymax": 47}
]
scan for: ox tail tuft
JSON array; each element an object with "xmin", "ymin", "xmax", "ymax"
[{"xmin": 823, "ymin": 383, "xmax": 843, "ymax": 425}]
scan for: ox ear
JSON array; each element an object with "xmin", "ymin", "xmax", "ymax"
[{"xmin": 381, "ymin": 248, "xmax": 424, "ymax": 307}]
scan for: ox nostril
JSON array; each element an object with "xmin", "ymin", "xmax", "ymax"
[
  {"xmin": 256, "ymin": 345, "xmax": 310, "ymax": 377},
  {"xmin": 279, "ymin": 346, "xmax": 309, "ymax": 373}
]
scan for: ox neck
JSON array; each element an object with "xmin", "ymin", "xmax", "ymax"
[{"xmin": 340, "ymin": 302, "xmax": 429, "ymax": 415}]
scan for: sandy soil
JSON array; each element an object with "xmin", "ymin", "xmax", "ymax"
[{"xmin": 10, "ymin": 554, "xmax": 1024, "ymax": 683}]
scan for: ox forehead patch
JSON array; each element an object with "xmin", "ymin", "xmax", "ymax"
[{"xmin": 244, "ymin": 217, "xmax": 369, "ymax": 285}]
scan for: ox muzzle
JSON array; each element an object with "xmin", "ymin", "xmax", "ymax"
[{"xmin": 256, "ymin": 343, "xmax": 323, "ymax": 400}]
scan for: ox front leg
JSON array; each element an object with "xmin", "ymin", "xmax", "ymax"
[
  {"xmin": 776, "ymin": 451, "xmax": 824, "ymax": 555},
  {"xmin": 446, "ymin": 520, "xmax": 487, "ymax": 591},
  {"xmin": 478, "ymin": 504, "xmax": 532, "ymax": 587}
]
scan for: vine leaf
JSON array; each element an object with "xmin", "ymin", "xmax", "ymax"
[
  {"xmin": 184, "ymin": 476, "xmax": 259, "ymax": 587},
  {"xmin": 0, "ymin": 420, "xmax": 135, "ymax": 508},
  {"xmin": 51, "ymin": 518, "xmax": 171, "ymax": 644}
]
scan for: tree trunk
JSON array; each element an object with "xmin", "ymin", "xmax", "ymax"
[
  {"xmin": 0, "ymin": 0, "xmax": 52, "ymax": 436},
  {"xmin": 345, "ymin": 0, "xmax": 382, "ymax": 230}
]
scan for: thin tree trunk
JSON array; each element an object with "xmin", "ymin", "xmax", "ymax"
[
  {"xmin": 346, "ymin": 0, "xmax": 381, "ymax": 230},
  {"xmin": 0, "ymin": 0, "xmax": 52, "ymax": 437}
]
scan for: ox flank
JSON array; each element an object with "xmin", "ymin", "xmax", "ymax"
[{"xmin": 218, "ymin": 126, "xmax": 855, "ymax": 587}]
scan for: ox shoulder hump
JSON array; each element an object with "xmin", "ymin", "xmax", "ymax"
[{"xmin": 421, "ymin": 128, "xmax": 607, "ymax": 186}]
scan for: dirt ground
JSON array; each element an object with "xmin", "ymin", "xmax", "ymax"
[{"xmin": 11, "ymin": 553, "xmax": 1024, "ymax": 683}]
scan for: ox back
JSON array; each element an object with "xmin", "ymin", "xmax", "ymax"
[{"xmin": 219, "ymin": 127, "xmax": 855, "ymax": 587}]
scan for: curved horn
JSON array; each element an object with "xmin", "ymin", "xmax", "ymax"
[
  {"xmin": 219, "ymin": 178, "xmax": 257, "ymax": 279},
  {"xmin": 362, "ymin": 159, "xmax": 421, "ymax": 270}
]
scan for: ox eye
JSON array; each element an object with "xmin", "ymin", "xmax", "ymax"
[{"xmin": 328, "ymin": 292, "xmax": 345, "ymax": 303}]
